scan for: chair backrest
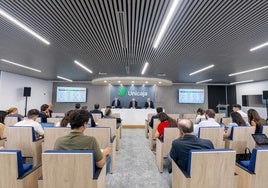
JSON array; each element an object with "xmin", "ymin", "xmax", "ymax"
[
  {"xmin": 183, "ymin": 113, "xmax": 196, "ymax": 119},
  {"xmin": 84, "ymin": 127, "xmax": 111, "ymax": 149},
  {"xmin": 42, "ymin": 150, "xmax": 98, "ymax": 188},
  {"xmin": 228, "ymin": 126, "xmax": 255, "ymax": 153},
  {"xmin": 147, "ymin": 113, "xmax": 155, "ymax": 122},
  {"xmin": 215, "ymin": 113, "xmax": 226, "ymax": 123},
  {"xmin": 112, "ymin": 113, "xmax": 121, "ymax": 118},
  {"xmin": 198, "ymin": 127, "xmax": 225, "ymax": 148},
  {"xmin": 91, "ymin": 113, "xmax": 102, "ymax": 122},
  {"xmin": 47, "ymin": 117, "xmax": 62, "ymax": 124},
  {"xmin": 43, "ymin": 127, "xmax": 70, "ymax": 151},
  {"xmin": 6, "ymin": 126, "xmax": 36, "ymax": 155},
  {"xmin": 4, "ymin": 116, "xmax": 18, "ymax": 126},
  {"xmin": 97, "ymin": 118, "xmax": 117, "ymax": 136},
  {"xmin": 162, "ymin": 128, "xmax": 180, "ymax": 156},
  {"xmin": 187, "ymin": 149, "xmax": 236, "ymax": 187},
  {"xmin": 222, "ymin": 117, "xmax": 232, "ymax": 126},
  {"xmin": 51, "ymin": 113, "xmax": 65, "ymax": 118}
]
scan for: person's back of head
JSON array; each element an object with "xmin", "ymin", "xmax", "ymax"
[
  {"xmin": 232, "ymin": 104, "xmax": 241, "ymax": 112},
  {"xmin": 105, "ymin": 108, "xmax": 112, "ymax": 116},
  {"xmin": 248, "ymin": 108, "xmax": 265, "ymax": 125},
  {"xmin": 81, "ymin": 106, "xmax": 88, "ymax": 111},
  {"xmin": 7, "ymin": 107, "xmax": 18, "ymax": 114},
  {"xmin": 156, "ymin": 107, "xmax": 163, "ymax": 114},
  {"xmin": 75, "ymin": 103, "xmax": 81, "ymax": 109},
  {"xmin": 94, "ymin": 104, "xmax": 100, "ymax": 110},
  {"xmin": 197, "ymin": 108, "xmax": 205, "ymax": 115},
  {"xmin": 27, "ymin": 109, "xmax": 40, "ymax": 119},
  {"xmin": 40, "ymin": 104, "xmax": 49, "ymax": 112},
  {"xmin": 205, "ymin": 109, "xmax": 215, "ymax": 118},
  {"xmin": 178, "ymin": 119, "xmax": 193, "ymax": 134},
  {"xmin": 230, "ymin": 112, "xmax": 246, "ymax": 126},
  {"xmin": 158, "ymin": 112, "xmax": 168, "ymax": 122},
  {"xmin": 69, "ymin": 110, "xmax": 90, "ymax": 129}
]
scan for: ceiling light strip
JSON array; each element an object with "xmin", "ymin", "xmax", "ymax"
[
  {"xmin": 141, "ymin": 62, "xmax": 149, "ymax": 75},
  {"xmin": 74, "ymin": 60, "xmax": 93, "ymax": 74},
  {"xmin": 229, "ymin": 66, "xmax": 268, "ymax": 76},
  {"xmin": 57, "ymin": 76, "xmax": 73, "ymax": 82},
  {"xmin": 0, "ymin": 9, "xmax": 50, "ymax": 45},
  {"xmin": 230, "ymin": 80, "xmax": 254, "ymax": 85},
  {"xmin": 189, "ymin": 65, "xmax": 215, "ymax": 76},
  {"xmin": 196, "ymin": 79, "xmax": 213, "ymax": 84},
  {"xmin": 250, "ymin": 42, "xmax": 268, "ymax": 52},
  {"xmin": 153, "ymin": 0, "xmax": 182, "ymax": 48},
  {"xmin": 0, "ymin": 59, "xmax": 41, "ymax": 72}
]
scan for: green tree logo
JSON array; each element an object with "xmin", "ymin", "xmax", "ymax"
[{"xmin": 118, "ymin": 87, "xmax": 128, "ymax": 96}]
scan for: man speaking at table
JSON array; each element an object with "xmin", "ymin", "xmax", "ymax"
[
  {"xmin": 129, "ymin": 98, "xmax": 138, "ymax": 108},
  {"xmin": 144, "ymin": 98, "xmax": 154, "ymax": 109}
]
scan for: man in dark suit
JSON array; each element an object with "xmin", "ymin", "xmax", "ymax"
[
  {"xmin": 128, "ymin": 98, "xmax": 138, "ymax": 108},
  {"xmin": 111, "ymin": 97, "xmax": 121, "ymax": 108},
  {"xmin": 169, "ymin": 119, "xmax": 214, "ymax": 172},
  {"xmin": 90, "ymin": 104, "xmax": 104, "ymax": 118},
  {"xmin": 144, "ymin": 97, "xmax": 154, "ymax": 109}
]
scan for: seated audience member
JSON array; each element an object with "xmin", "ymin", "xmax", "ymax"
[
  {"xmin": 104, "ymin": 107, "xmax": 121, "ymax": 123},
  {"xmin": 111, "ymin": 97, "xmax": 121, "ymax": 108},
  {"xmin": 247, "ymin": 109, "xmax": 266, "ymax": 133},
  {"xmin": 54, "ymin": 110, "xmax": 111, "ymax": 173},
  {"xmin": 194, "ymin": 109, "xmax": 220, "ymax": 136},
  {"xmin": 144, "ymin": 98, "xmax": 154, "ymax": 109},
  {"xmin": 149, "ymin": 107, "xmax": 163, "ymax": 128},
  {"xmin": 55, "ymin": 110, "xmax": 74, "ymax": 127},
  {"xmin": 128, "ymin": 98, "xmax": 138, "ymax": 109},
  {"xmin": 90, "ymin": 104, "xmax": 104, "ymax": 118},
  {"xmin": 169, "ymin": 119, "xmax": 214, "ymax": 172},
  {"xmin": 6, "ymin": 107, "xmax": 24, "ymax": 122},
  {"xmin": 0, "ymin": 110, "xmax": 8, "ymax": 139},
  {"xmin": 232, "ymin": 104, "xmax": 247, "ymax": 118},
  {"xmin": 39, "ymin": 104, "xmax": 50, "ymax": 123},
  {"xmin": 75, "ymin": 103, "xmax": 81, "ymax": 110},
  {"xmin": 15, "ymin": 109, "xmax": 44, "ymax": 138},
  {"xmin": 154, "ymin": 112, "xmax": 178, "ymax": 140},
  {"xmin": 81, "ymin": 105, "xmax": 88, "ymax": 111},
  {"xmin": 223, "ymin": 112, "xmax": 250, "ymax": 138},
  {"xmin": 47, "ymin": 103, "xmax": 53, "ymax": 117},
  {"xmin": 195, "ymin": 107, "xmax": 205, "ymax": 124}
]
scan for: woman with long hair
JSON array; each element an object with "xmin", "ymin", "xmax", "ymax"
[{"xmin": 247, "ymin": 109, "xmax": 266, "ymax": 133}]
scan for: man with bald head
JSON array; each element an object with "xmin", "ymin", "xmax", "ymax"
[{"xmin": 169, "ymin": 119, "xmax": 214, "ymax": 172}]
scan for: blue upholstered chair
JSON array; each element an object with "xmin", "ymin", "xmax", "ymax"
[
  {"xmin": 0, "ymin": 149, "xmax": 42, "ymax": 188},
  {"xmin": 39, "ymin": 150, "xmax": 106, "ymax": 188},
  {"xmin": 172, "ymin": 149, "xmax": 237, "ymax": 188},
  {"xmin": 235, "ymin": 148, "xmax": 268, "ymax": 188},
  {"xmin": 5, "ymin": 126, "xmax": 43, "ymax": 165}
]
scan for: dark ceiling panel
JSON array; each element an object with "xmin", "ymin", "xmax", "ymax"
[{"xmin": 0, "ymin": 0, "xmax": 268, "ymax": 83}]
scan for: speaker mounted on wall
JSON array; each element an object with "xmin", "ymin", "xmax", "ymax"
[
  {"xmin": 263, "ymin": 91, "xmax": 268, "ymax": 100},
  {"xmin": 23, "ymin": 87, "xmax": 31, "ymax": 97}
]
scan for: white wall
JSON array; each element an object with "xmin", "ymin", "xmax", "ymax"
[
  {"xmin": 0, "ymin": 71, "xmax": 53, "ymax": 115},
  {"xmin": 236, "ymin": 80, "xmax": 268, "ymax": 118}
]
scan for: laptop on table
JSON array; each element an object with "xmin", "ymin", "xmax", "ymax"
[{"xmin": 252, "ymin": 134, "xmax": 268, "ymax": 147}]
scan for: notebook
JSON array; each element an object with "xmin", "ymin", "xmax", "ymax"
[{"xmin": 252, "ymin": 134, "xmax": 268, "ymax": 147}]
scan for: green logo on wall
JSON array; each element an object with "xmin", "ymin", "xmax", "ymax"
[{"xmin": 118, "ymin": 87, "xmax": 128, "ymax": 96}]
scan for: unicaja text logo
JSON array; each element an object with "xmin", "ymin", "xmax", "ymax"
[{"xmin": 128, "ymin": 90, "xmax": 148, "ymax": 97}]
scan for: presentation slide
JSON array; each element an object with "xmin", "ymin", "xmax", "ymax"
[
  {"xmin": 178, "ymin": 89, "xmax": 204, "ymax": 104},
  {"xmin": 56, "ymin": 87, "xmax": 87, "ymax": 102}
]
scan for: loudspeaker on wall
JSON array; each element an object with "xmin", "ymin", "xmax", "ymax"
[{"xmin": 23, "ymin": 87, "xmax": 31, "ymax": 97}]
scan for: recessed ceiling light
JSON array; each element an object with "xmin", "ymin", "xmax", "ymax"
[
  {"xmin": 189, "ymin": 65, "xmax": 215, "ymax": 76},
  {"xmin": 158, "ymin": 81, "xmax": 162, "ymax": 84},
  {"xmin": 229, "ymin": 66, "xmax": 268, "ymax": 76},
  {"xmin": 131, "ymin": 81, "xmax": 135, "ymax": 83},
  {"xmin": 196, "ymin": 79, "xmax": 213, "ymax": 84},
  {"xmin": 104, "ymin": 80, "xmax": 107, "ymax": 83},
  {"xmin": 74, "ymin": 60, "xmax": 93, "ymax": 74},
  {"xmin": 145, "ymin": 81, "xmax": 148, "ymax": 84},
  {"xmin": 153, "ymin": 0, "xmax": 182, "ymax": 48},
  {"xmin": 250, "ymin": 41, "xmax": 268, "ymax": 52},
  {"xmin": 230, "ymin": 80, "xmax": 254, "ymax": 85},
  {"xmin": 0, "ymin": 9, "xmax": 50, "ymax": 45},
  {"xmin": 141, "ymin": 62, "xmax": 149, "ymax": 75},
  {"xmin": 118, "ymin": 81, "xmax": 121, "ymax": 83},
  {"xmin": 57, "ymin": 76, "xmax": 73, "ymax": 82},
  {"xmin": 0, "ymin": 59, "xmax": 41, "ymax": 72}
]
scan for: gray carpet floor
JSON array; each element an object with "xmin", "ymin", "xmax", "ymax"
[{"xmin": 106, "ymin": 129, "xmax": 171, "ymax": 188}]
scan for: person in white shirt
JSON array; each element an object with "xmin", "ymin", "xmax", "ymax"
[
  {"xmin": 232, "ymin": 104, "xmax": 247, "ymax": 118},
  {"xmin": 195, "ymin": 108, "xmax": 206, "ymax": 124},
  {"xmin": 15, "ymin": 109, "xmax": 44, "ymax": 138},
  {"xmin": 194, "ymin": 109, "xmax": 221, "ymax": 136}
]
